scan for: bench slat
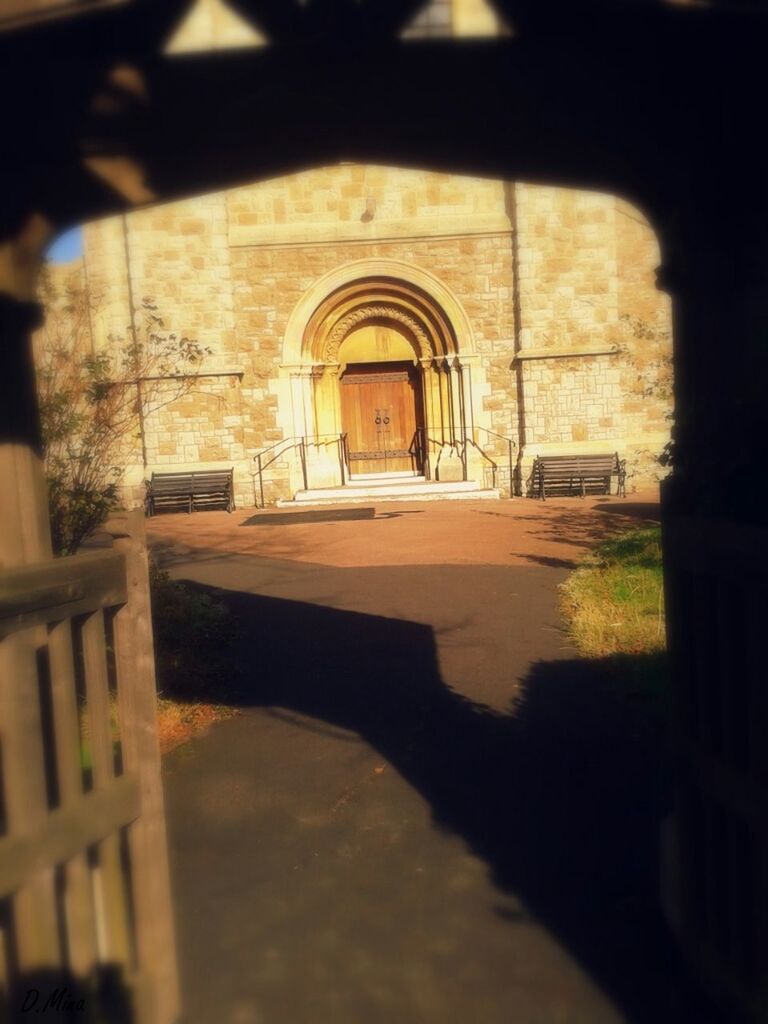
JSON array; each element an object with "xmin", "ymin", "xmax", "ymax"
[
  {"xmin": 146, "ymin": 469, "xmax": 235, "ymax": 516},
  {"xmin": 531, "ymin": 452, "xmax": 626, "ymax": 500}
]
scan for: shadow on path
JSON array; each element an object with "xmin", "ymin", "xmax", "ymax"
[{"xmin": 164, "ymin": 573, "xmax": 719, "ymax": 1023}]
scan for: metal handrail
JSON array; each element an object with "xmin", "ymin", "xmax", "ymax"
[
  {"xmin": 463, "ymin": 438, "xmax": 500, "ymax": 489},
  {"xmin": 253, "ymin": 432, "xmax": 341, "ymax": 464},
  {"xmin": 416, "ymin": 426, "xmax": 516, "ymax": 497},
  {"xmin": 415, "ymin": 428, "xmax": 468, "ymax": 484},
  {"xmin": 473, "ymin": 425, "xmax": 516, "ymax": 446},
  {"xmin": 252, "ymin": 426, "xmax": 516, "ymax": 506},
  {"xmin": 471, "ymin": 426, "xmax": 516, "ymax": 497},
  {"xmin": 252, "ymin": 433, "xmax": 347, "ymax": 507}
]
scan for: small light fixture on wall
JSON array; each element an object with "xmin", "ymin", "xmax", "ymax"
[{"xmin": 361, "ymin": 194, "xmax": 376, "ymax": 222}]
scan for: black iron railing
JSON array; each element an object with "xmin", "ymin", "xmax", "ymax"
[
  {"xmin": 414, "ymin": 428, "xmax": 466, "ymax": 482},
  {"xmin": 415, "ymin": 426, "xmax": 516, "ymax": 496},
  {"xmin": 253, "ymin": 427, "xmax": 516, "ymax": 505},
  {"xmin": 252, "ymin": 433, "xmax": 347, "ymax": 508},
  {"xmin": 468, "ymin": 426, "xmax": 516, "ymax": 496}
]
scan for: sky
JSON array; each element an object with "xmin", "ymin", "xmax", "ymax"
[{"xmin": 46, "ymin": 226, "xmax": 83, "ymax": 263}]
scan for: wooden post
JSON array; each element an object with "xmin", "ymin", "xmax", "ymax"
[
  {"xmin": 0, "ymin": 293, "xmax": 62, "ymax": 980},
  {"xmin": 105, "ymin": 511, "xmax": 180, "ymax": 1024},
  {"xmin": 658, "ymin": 231, "xmax": 768, "ymax": 1020},
  {"xmin": 0, "ymin": 295, "xmax": 52, "ymax": 567}
]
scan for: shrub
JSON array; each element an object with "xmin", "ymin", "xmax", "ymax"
[
  {"xmin": 617, "ymin": 313, "xmax": 675, "ymax": 484},
  {"xmin": 149, "ymin": 560, "xmax": 239, "ymax": 701},
  {"xmin": 36, "ymin": 266, "xmax": 210, "ymax": 554}
]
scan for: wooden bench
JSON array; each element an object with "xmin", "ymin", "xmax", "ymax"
[
  {"xmin": 145, "ymin": 470, "xmax": 235, "ymax": 516},
  {"xmin": 530, "ymin": 453, "xmax": 626, "ymax": 500}
]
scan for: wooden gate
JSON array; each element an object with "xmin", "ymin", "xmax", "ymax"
[
  {"xmin": 662, "ymin": 514, "xmax": 768, "ymax": 1020},
  {"xmin": 0, "ymin": 511, "xmax": 178, "ymax": 1023}
]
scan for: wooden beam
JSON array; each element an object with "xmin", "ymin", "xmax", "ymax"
[
  {"xmin": 106, "ymin": 511, "xmax": 180, "ymax": 1024},
  {"xmin": 0, "ymin": 274, "xmax": 61, "ymax": 979},
  {"xmin": 663, "ymin": 517, "xmax": 768, "ymax": 580},
  {"xmin": 0, "ymin": 774, "xmax": 140, "ymax": 901},
  {"xmin": 0, "ymin": 550, "xmax": 127, "ymax": 636}
]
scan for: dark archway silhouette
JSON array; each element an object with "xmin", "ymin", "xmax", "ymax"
[{"xmin": 2, "ymin": 2, "xmax": 767, "ymax": 1019}]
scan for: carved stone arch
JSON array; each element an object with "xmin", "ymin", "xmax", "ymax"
[
  {"xmin": 324, "ymin": 303, "xmax": 433, "ymax": 363},
  {"xmin": 281, "ymin": 258, "xmax": 475, "ymax": 365}
]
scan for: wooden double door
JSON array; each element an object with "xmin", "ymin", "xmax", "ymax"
[{"xmin": 340, "ymin": 362, "xmax": 424, "ymax": 475}]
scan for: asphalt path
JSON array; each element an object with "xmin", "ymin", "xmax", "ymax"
[{"xmin": 158, "ymin": 538, "xmax": 718, "ymax": 1024}]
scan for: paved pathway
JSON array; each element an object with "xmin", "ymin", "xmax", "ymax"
[{"xmin": 153, "ymin": 494, "xmax": 717, "ymax": 1024}]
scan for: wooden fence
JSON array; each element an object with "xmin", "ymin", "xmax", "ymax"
[
  {"xmin": 0, "ymin": 511, "xmax": 178, "ymax": 1022},
  {"xmin": 662, "ymin": 515, "xmax": 768, "ymax": 1021}
]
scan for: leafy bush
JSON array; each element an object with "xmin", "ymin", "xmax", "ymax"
[
  {"xmin": 36, "ymin": 266, "xmax": 210, "ymax": 554},
  {"xmin": 617, "ymin": 313, "xmax": 675, "ymax": 481},
  {"xmin": 149, "ymin": 560, "xmax": 239, "ymax": 700}
]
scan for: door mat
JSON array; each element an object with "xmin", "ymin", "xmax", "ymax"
[{"xmin": 240, "ymin": 507, "xmax": 377, "ymax": 526}]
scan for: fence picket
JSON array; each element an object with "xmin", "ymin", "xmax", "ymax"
[
  {"xmin": 107, "ymin": 512, "xmax": 180, "ymax": 1024},
  {"xmin": 80, "ymin": 610, "xmax": 133, "ymax": 969},
  {"xmin": 0, "ymin": 629, "xmax": 61, "ymax": 970},
  {"xmin": 47, "ymin": 619, "xmax": 98, "ymax": 978},
  {"xmin": 0, "ymin": 512, "xmax": 179, "ymax": 1022}
]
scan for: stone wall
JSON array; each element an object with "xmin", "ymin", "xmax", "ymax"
[
  {"xmin": 230, "ymin": 203, "xmax": 516, "ymax": 498},
  {"xmin": 513, "ymin": 184, "xmax": 672, "ymax": 491},
  {"xmin": 614, "ymin": 197, "xmax": 674, "ymax": 485},
  {"xmin": 49, "ymin": 164, "xmax": 672, "ymax": 508},
  {"xmin": 82, "ymin": 193, "xmax": 253, "ymax": 505},
  {"xmin": 227, "ymin": 164, "xmax": 514, "ymax": 496},
  {"xmin": 80, "ymin": 166, "xmax": 519, "ymax": 507},
  {"xmin": 35, "ymin": 0, "xmax": 672, "ymax": 510}
]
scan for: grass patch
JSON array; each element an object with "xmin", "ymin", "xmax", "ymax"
[
  {"xmin": 561, "ymin": 525, "xmax": 666, "ymax": 657},
  {"xmin": 560, "ymin": 525, "xmax": 669, "ymax": 719},
  {"xmin": 77, "ymin": 559, "xmax": 240, "ymax": 768},
  {"xmin": 156, "ymin": 696, "xmax": 237, "ymax": 755},
  {"xmin": 150, "ymin": 559, "xmax": 241, "ymax": 754}
]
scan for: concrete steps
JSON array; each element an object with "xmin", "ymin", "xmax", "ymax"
[{"xmin": 278, "ymin": 477, "xmax": 500, "ymax": 506}]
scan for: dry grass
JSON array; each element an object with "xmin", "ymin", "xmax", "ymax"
[
  {"xmin": 156, "ymin": 698, "xmax": 238, "ymax": 755},
  {"xmin": 149, "ymin": 559, "xmax": 242, "ymax": 754},
  {"xmin": 560, "ymin": 526, "xmax": 666, "ymax": 658},
  {"xmin": 81, "ymin": 695, "xmax": 237, "ymax": 767}
]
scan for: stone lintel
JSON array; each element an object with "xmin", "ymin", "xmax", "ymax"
[{"xmin": 137, "ymin": 368, "xmax": 244, "ymax": 381}]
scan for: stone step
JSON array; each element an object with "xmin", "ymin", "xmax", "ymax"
[
  {"xmin": 278, "ymin": 480, "xmax": 501, "ymax": 506},
  {"xmin": 344, "ymin": 474, "xmax": 426, "ymax": 488}
]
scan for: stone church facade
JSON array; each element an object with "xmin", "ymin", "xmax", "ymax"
[
  {"xmin": 74, "ymin": 167, "xmax": 671, "ymax": 507},
  {"xmin": 46, "ymin": 0, "xmax": 673, "ymax": 509}
]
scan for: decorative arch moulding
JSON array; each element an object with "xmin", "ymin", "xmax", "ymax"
[
  {"xmin": 311, "ymin": 284, "xmax": 456, "ymax": 363},
  {"xmin": 282, "ymin": 258, "xmax": 476, "ymax": 366},
  {"xmin": 323, "ymin": 303, "xmax": 433, "ymax": 362}
]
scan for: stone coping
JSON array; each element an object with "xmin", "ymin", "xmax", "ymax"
[
  {"xmin": 229, "ymin": 216, "xmax": 513, "ymax": 248},
  {"xmin": 514, "ymin": 346, "xmax": 619, "ymax": 361}
]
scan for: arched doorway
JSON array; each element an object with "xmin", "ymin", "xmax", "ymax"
[
  {"xmin": 337, "ymin": 322, "xmax": 425, "ymax": 475},
  {"xmin": 280, "ymin": 260, "xmax": 486, "ymax": 492}
]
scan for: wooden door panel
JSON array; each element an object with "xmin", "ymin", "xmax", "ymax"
[{"xmin": 341, "ymin": 365, "xmax": 421, "ymax": 475}]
